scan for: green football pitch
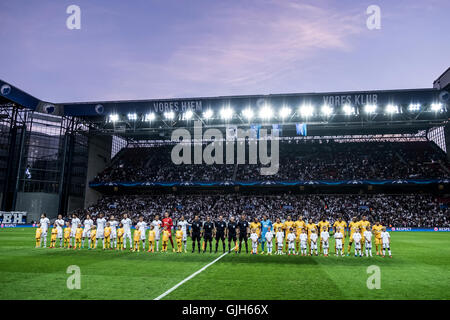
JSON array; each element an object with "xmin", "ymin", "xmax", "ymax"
[{"xmin": 0, "ymin": 228, "xmax": 449, "ymax": 300}]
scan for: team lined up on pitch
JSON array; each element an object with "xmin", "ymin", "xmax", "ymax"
[{"xmin": 34, "ymin": 212, "xmax": 392, "ymax": 257}]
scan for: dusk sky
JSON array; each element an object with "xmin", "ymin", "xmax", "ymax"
[{"xmin": 0, "ymin": 0, "xmax": 449, "ymax": 103}]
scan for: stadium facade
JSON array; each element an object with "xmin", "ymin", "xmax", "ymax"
[{"xmin": 0, "ymin": 68, "xmax": 449, "ymax": 222}]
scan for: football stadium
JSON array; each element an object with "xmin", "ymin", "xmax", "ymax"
[{"xmin": 1, "ymin": 68, "xmax": 450, "ymax": 300}]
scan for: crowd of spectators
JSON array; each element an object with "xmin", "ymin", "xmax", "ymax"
[{"xmin": 91, "ymin": 141, "xmax": 449, "ymax": 183}]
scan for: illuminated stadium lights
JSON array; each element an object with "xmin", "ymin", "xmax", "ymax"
[
  {"xmin": 183, "ymin": 110, "xmax": 193, "ymax": 120},
  {"xmin": 299, "ymin": 105, "xmax": 314, "ymax": 117},
  {"xmin": 242, "ymin": 108, "xmax": 254, "ymax": 120},
  {"xmin": 127, "ymin": 113, "xmax": 137, "ymax": 121},
  {"xmin": 279, "ymin": 107, "xmax": 291, "ymax": 119},
  {"xmin": 259, "ymin": 106, "xmax": 273, "ymax": 120},
  {"xmin": 431, "ymin": 102, "xmax": 443, "ymax": 112},
  {"xmin": 220, "ymin": 107, "xmax": 234, "ymax": 120},
  {"xmin": 408, "ymin": 103, "xmax": 421, "ymax": 112},
  {"xmin": 144, "ymin": 113, "xmax": 155, "ymax": 121},
  {"xmin": 164, "ymin": 111, "xmax": 175, "ymax": 120},
  {"xmin": 342, "ymin": 104, "xmax": 354, "ymax": 115},
  {"xmin": 203, "ymin": 109, "xmax": 213, "ymax": 119},
  {"xmin": 109, "ymin": 114, "xmax": 119, "ymax": 122},
  {"xmin": 364, "ymin": 104, "xmax": 377, "ymax": 114},
  {"xmin": 321, "ymin": 104, "xmax": 333, "ymax": 116},
  {"xmin": 385, "ymin": 104, "xmax": 399, "ymax": 114}
]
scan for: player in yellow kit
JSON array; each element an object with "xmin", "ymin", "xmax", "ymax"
[
  {"xmin": 347, "ymin": 217, "xmax": 359, "ymax": 255},
  {"xmin": 147, "ymin": 225, "xmax": 156, "ymax": 252},
  {"xmin": 272, "ymin": 218, "xmax": 283, "ymax": 252},
  {"xmin": 306, "ymin": 220, "xmax": 317, "ymax": 252},
  {"xmin": 104, "ymin": 222, "xmax": 112, "ymax": 250},
  {"xmin": 358, "ymin": 216, "xmax": 371, "ymax": 251},
  {"xmin": 49, "ymin": 225, "xmax": 58, "ymax": 248},
  {"xmin": 133, "ymin": 227, "xmax": 141, "ymax": 252},
  {"xmin": 63, "ymin": 222, "xmax": 71, "ymax": 249},
  {"xmin": 116, "ymin": 223, "xmax": 124, "ymax": 250},
  {"xmin": 333, "ymin": 217, "xmax": 347, "ymax": 254},
  {"xmin": 283, "ymin": 216, "xmax": 295, "ymax": 251},
  {"xmin": 89, "ymin": 226, "xmax": 97, "ymax": 249},
  {"xmin": 35, "ymin": 224, "xmax": 42, "ymax": 248},
  {"xmin": 372, "ymin": 221, "xmax": 383, "ymax": 255},
  {"xmin": 317, "ymin": 217, "xmax": 330, "ymax": 254},
  {"xmin": 249, "ymin": 218, "xmax": 261, "ymax": 237},
  {"xmin": 175, "ymin": 225, "xmax": 183, "ymax": 253},
  {"xmin": 74, "ymin": 225, "xmax": 83, "ymax": 249},
  {"xmin": 161, "ymin": 226, "xmax": 170, "ymax": 252},
  {"xmin": 294, "ymin": 216, "xmax": 306, "ymax": 253},
  {"xmin": 249, "ymin": 218, "xmax": 261, "ymax": 253}
]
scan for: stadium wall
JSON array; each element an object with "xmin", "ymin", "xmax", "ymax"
[
  {"xmin": 14, "ymin": 192, "xmax": 59, "ymax": 222},
  {"xmin": 84, "ymin": 135, "xmax": 112, "ymax": 209}
]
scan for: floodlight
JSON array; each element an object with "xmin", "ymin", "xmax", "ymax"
[
  {"xmin": 109, "ymin": 114, "xmax": 119, "ymax": 122},
  {"xmin": 164, "ymin": 111, "xmax": 175, "ymax": 120},
  {"xmin": 242, "ymin": 108, "xmax": 254, "ymax": 120},
  {"xmin": 259, "ymin": 106, "xmax": 273, "ymax": 119},
  {"xmin": 364, "ymin": 104, "xmax": 377, "ymax": 114},
  {"xmin": 386, "ymin": 104, "xmax": 398, "ymax": 114},
  {"xmin": 220, "ymin": 107, "xmax": 234, "ymax": 120},
  {"xmin": 299, "ymin": 105, "xmax": 314, "ymax": 117},
  {"xmin": 203, "ymin": 109, "xmax": 213, "ymax": 119},
  {"xmin": 343, "ymin": 104, "xmax": 354, "ymax": 115},
  {"xmin": 321, "ymin": 105, "xmax": 333, "ymax": 116},
  {"xmin": 431, "ymin": 102, "xmax": 443, "ymax": 112},
  {"xmin": 279, "ymin": 107, "xmax": 291, "ymax": 119},
  {"xmin": 145, "ymin": 113, "xmax": 155, "ymax": 121}
]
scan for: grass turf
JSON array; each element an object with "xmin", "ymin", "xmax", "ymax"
[{"xmin": 0, "ymin": 228, "xmax": 449, "ymax": 300}]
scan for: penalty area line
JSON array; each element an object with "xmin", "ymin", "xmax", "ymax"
[{"xmin": 154, "ymin": 251, "xmax": 229, "ymax": 300}]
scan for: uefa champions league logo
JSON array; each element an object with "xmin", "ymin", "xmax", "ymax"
[
  {"xmin": 43, "ymin": 104, "xmax": 55, "ymax": 114},
  {"xmin": 0, "ymin": 84, "xmax": 11, "ymax": 96},
  {"xmin": 95, "ymin": 104, "xmax": 104, "ymax": 114}
]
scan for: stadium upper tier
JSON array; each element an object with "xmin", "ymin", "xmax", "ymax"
[{"xmin": 90, "ymin": 140, "xmax": 449, "ymax": 184}]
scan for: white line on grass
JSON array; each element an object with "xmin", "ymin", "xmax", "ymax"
[{"xmin": 154, "ymin": 251, "xmax": 229, "ymax": 300}]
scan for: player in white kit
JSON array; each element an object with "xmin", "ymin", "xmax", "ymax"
[
  {"xmin": 264, "ymin": 227, "xmax": 274, "ymax": 255},
  {"xmin": 334, "ymin": 227, "xmax": 344, "ymax": 256},
  {"xmin": 136, "ymin": 216, "xmax": 147, "ymax": 251},
  {"xmin": 287, "ymin": 228, "xmax": 296, "ymax": 255},
  {"xmin": 54, "ymin": 214, "xmax": 65, "ymax": 248},
  {"xmin": 310, "ymin": 230, "xmax": 318, "ymax": 256},
  {"xmin": 95, "ymin": 213, "xmax": 106, "ymax": 249},
  {"xmin": 381, "ymin": 227, "xmax": 392, "ymax": 258},
  {"xmin": 275, "ymin": 229, "xmax": 284, "ymax": 255},
  {"xmin": 352, "ymin": 228, "xmax": 362, "ymax": 257},
  {"xmin": 363, "ymin": 228, "xmax": 373, "ymax": 257},
  {"xmin": 82, "ymin": 214, "xmax": 94, "ymax": 249},
  {"xmin": 299, "ymin": 229, "xmax": 308, "ymax": 256},
  {"xmin": 320, "ymin": 228, "xmax": 330, "ymax": 256},
  {"xmin": 39, "ymin": 213, "xmax": 50, "ymax": 248},
  {"xmin": 70, "ymin": 214, "xmax": 81, "ymax": 248},
  {"xmin": 151, "ymin": 215, "xmax": 162, "ymax": 252},
  {"xmin": 109, "ymin": 215, "xmax": 119, "ymax": 249},
  {"xmin": 177, "ymin": 216, "xmax": 189, "ymax": 253},
  {"xmin": 250, "ymin": 229, "xmax": 259, "ymax": 254},
  {"xmin": 121, "ymin": 213, "xmax": 132, "ymax": 250}
]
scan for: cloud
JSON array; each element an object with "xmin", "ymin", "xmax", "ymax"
[{"xmin": 158, "ymin": 1, "xmax": 363, "ymax": 88}]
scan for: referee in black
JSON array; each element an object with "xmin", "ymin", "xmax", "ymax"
[
  {"xmin": 190, "ymin": 215, "xmax": 202, "ymax": 253},
  {"xmin": 214, "ymin": 215, "xmax": 227, "ymax": 253},
  {"xmin": 227, "ymin": 216, "xmax": 238, "ymax": 253},
  {"xmin": 237, "ymin": 214, "xmax": 250, "ymax": 254},
  {"xmin": 202, "ymin": 216, "xmax": 214, "ymax": 253}
]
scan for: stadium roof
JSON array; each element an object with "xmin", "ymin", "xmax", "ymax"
[{"xmin": 1, "ymin": 74, "xmax": 449, "ymax": 140}]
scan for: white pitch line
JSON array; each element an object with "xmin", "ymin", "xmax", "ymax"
[{"xmin": 154, "ymin": 251, "xmax": 229, "ymax": 300}]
